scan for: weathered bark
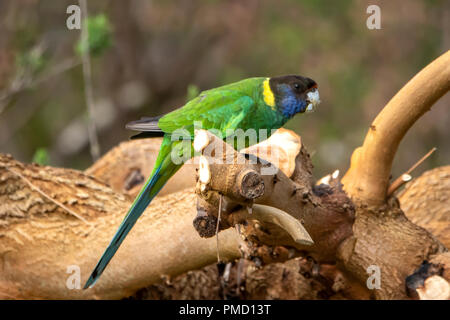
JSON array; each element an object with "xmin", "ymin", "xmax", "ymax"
[
  {"xmin": 399, "ymin": 166, "xmax": 450, "ymax": 300},
  {"xmin": 0, "ymin": 137, "xmax": 448, "ymax": 299},
  {"xmin": 336, "ymin": 202, "xmax": 446, "ymax": 299},
  {"xmin": 192, "ymin": 129, "xmax": 354, "ymax": 263},
  {"xmin": 85, "ymin": 138, "xmax": 196, "ymax": 198},
  {"xmin": 186, "ymin": 130, "xmax": 449, "ymax": 299},
  {"xmin": 0, "ymin": 52, "xmax": 449, "ymax": 300},
  {"xmin": 405, "ymin": 252, "xmax": 450, "ymax": 300},
  {"xmin": 0, "ymin": 153, "xmax": 239, "ymax": 299},
  {"xmin": 136, "ymin": 257, "xmax": 370, "ymax": 300},
  {"xmin": 335, "ymin": 51, "xmax": 450, "ymax": 299},
  {"xmin": 136, "ymin": 165, "xmax": 450, "ymax": 300},
  {"xmin": 399, "ymin": 165, "xmax": 450, "ymax": 248}
]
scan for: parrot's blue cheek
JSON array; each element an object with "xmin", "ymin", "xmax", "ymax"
[{"xmin": 278, "ymin": 86, "xmax": 308, "ymax": 118}]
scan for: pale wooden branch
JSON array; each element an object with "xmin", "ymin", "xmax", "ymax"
[
  {"xmin": 194, "ymin": 130, "xmax": 313, "ymax": 246},
  {"xmin": 0, "ymin": 128, "xmax": 448, "ymax": 300},
  {"xmin": 4, "ymin": 166, "xmax": 89, "ymax": 224},
  {"xmin": 192, "ymin": 129, "xmax": 448, "ymax": 299},
  {"xmin": 140, "ymin": 166, "xmax": 450, "ymax": 301},
  {"xmin": 85, "ymin": 138, "xmax": 196, "ymax": 198},
  {"xmin": 234, "ymin": 204, "xmax": 314, "ymax": 246},
  {"xmin": 417, "ymin": 275, "xmax": 450, "ymax": 300},
  {"xmin": 342, "ymin": 50, "xmax": 450, "ymax": 206},
  {"xmin": 193, "ymin": 129, "xmax": 355, "ymax": 262},
  {"xmin": 0, "ymin": 153, "xmax": 240, "ymax": 299}
]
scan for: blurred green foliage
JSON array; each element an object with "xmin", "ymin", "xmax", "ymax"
[
  {"xmin": 32, "ymin": 148, "xmax": 49, "ymax": 165},
  {"xmin": 15, "ymin": 47, "xmax": 47, "ymax": 74},
  {"xmin": 0, "ymin": 0, "xmax": 448, "ymax": 179},
  {"xmin": 76, "ymin": 14, "xmax": 112, "ymax": 57},
  {"xmin": 186, "ymin": 84, "xmax": 200, "ymax": 102}
]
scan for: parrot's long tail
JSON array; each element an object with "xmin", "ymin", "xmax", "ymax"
[{"xmin": 83, "ymin": 137, "xmax": 181, "ymax": 289}]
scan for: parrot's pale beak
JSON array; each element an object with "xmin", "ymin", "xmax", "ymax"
[{"xmin": 305, "ymin": 89, "xmax": 320, "ymax": 113}]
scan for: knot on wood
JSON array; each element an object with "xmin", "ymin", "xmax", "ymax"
[
  {"xmin": 193, "ymin": 211, "xmax": 219, "ymax": 238},
  {"xmin": 237, "ymin": 169, "xmax": 265, "ymax": 200}
]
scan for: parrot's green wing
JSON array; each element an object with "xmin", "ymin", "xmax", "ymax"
[
  {"xmin": 157, "ymin": 89, "xmax": 256, "ymax": 137},
  {"xmin": 127, "ymin": 77, "xmax": 266, "ymax": 138}
]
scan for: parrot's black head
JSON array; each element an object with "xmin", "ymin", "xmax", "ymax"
[{"xmin": 268, "ymin": 75, "xmax": 320, "ymax": 118}]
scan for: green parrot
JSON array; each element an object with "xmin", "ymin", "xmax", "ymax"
[{"xmin": 84, "ymin": 75, "xmax": 320, "ymax": 288}]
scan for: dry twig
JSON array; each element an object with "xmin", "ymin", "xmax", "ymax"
[{"xmin": 387, "ymin": 147, "xmax": 437, "ymax": 196}]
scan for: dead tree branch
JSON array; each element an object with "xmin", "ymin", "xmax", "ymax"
[
  {"xmin": 387, "ymin": 147, "xmax": 436, "ymax": 196},
  {"xmin": 193, "ymin": 129, "xmax": 354, "ymax": 263},
  {"xmin": 0, "ymin": 153, "xmax": 240, "ymax": 299},
  {"xmin": 1, "ymin": 48, "xmax": 449, "ymax": 299},
  {"xmin": 0, "ymin": 129, "xmax": 448, "ymax": 299},
  {"xmin": 138, "ymin": 165, "xmax": 450, "ymax": 301},
  {"xmin": 342, "ymin": 50, "xmax": 450, "ymax": 207},
  {"xmin": 190, "ymin": 129, "xmax": 448, "ymax": 299}
]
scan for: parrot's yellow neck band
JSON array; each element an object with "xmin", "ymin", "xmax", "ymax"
[{"xmin": 263, "ymin": 78, "xmax": 275, "ymax": 108}]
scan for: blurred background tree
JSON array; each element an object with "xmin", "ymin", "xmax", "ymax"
[{"xmin": 0, "ymin": 0, "xmax": 448, "ymax": 178}]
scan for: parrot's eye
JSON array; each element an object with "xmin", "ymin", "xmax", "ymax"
[{"xmin": 294, "ymin": 83, "xmax": 300, "ymax": 90}]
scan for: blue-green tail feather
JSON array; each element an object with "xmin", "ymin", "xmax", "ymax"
[{"xmin": 83, "ymin": 137, "xmax": 180, "ymax": 289}]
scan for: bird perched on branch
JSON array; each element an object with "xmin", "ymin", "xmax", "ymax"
[{"xmin": 84, "ymin": 75, "xmax": 320, "ymax": 288}]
